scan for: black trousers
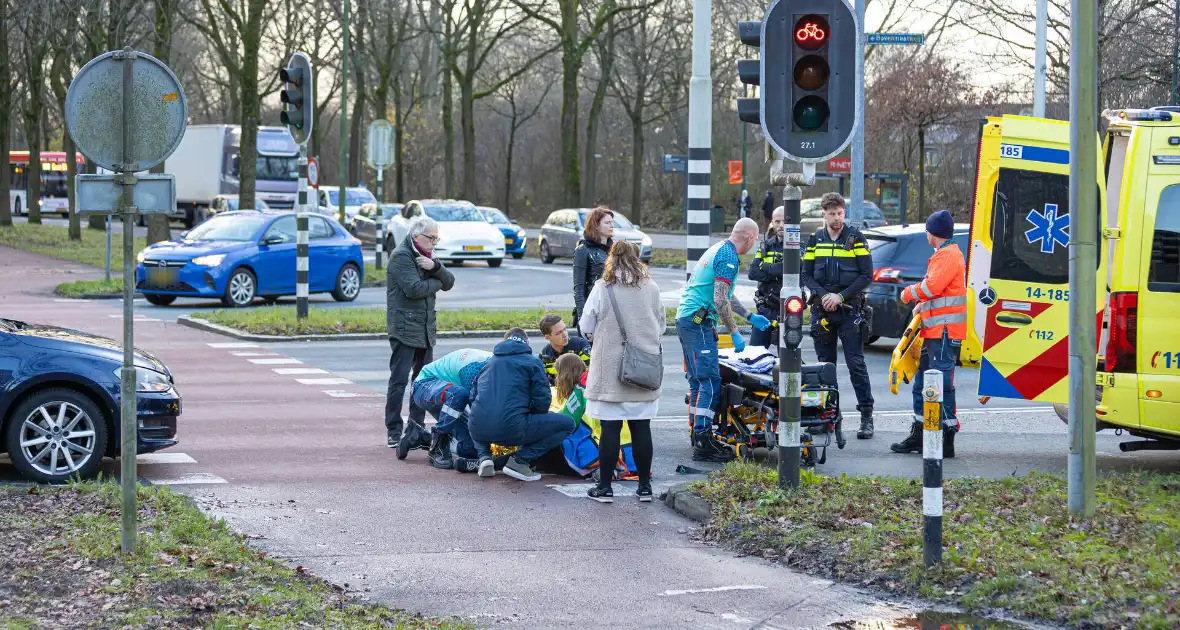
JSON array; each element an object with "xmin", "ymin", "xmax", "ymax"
[
  {"xmin": 812, "ymin": 313, "xmax": 875, "ymax": 412},
  {"xmin": 385, "ymin": 338, "xmax": 432, "ymax": 435}
]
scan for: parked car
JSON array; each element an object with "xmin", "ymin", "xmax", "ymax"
[
  {"xmin": 537, "ymin": 208, "xmax": 652, "ymax": 264},
  {"xmin": 799, "ymin": 198, "xmax": 889, "ymax": 236},
  {"xmin": 135, "ymin": 211, "xmax": 365, "ymax": 307},
  {"xmin": 203, "ymin": 194, "xmax": 269, "ymax": 224},
  {"xmin": 0, "ymin": 317, "xmax": 180, "ymax": 483},
  {"xmin": 414, "ymin": 200, "xmax": 505, "ymax": 267},
  {"xmin": 316, "ymin": 186, "xmax": 378, "ymax": 226},
  {"xmin": 862, "ymin": 223, "xmax": 970, "ymax": 343},
  {"xmin": 351, "ymin": 202, "xmax": 404, "ymax": 246},
  {"xmin": 478, "ymin": 206, "xmax": 527, "ymax": 259}
]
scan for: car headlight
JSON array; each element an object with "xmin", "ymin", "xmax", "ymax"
[
  {"xmin": 136, "ymin": 250, "xmax": 147, "ymax": 263},
  {"xmin": 516, "ymin": 228, "xmax": 526, "ymax": 237},
  {"xmin": 115, "ymin": 367, "xmax": 173, "ymax": 393},
  {"xmin": 641, "ymin": 234, "xmax": 652, "ymax": 247},
  {"xmin": 191, "ymin": 254, "xmax": 226, "ymax": 267}
]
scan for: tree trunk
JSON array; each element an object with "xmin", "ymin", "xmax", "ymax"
[
  {"xmin": 459, "ymin": 78, "xmax": 476, "ymax": 201},
  {"xmin": 0, "ymin": 5, "xmax": 12, "ymax": 228},
  {"xmin": 917, "ymin": 125, "xmax": 925, "ymax": 220},
  {"xmin": 236, "ymin": 0, "xmax": 267, "ymax": 211},
  {"xmin": 503, "ymin": 115, "xmax": 517, "ymax": 216},
  {"xmin": 24, "ymin": 52, "xmax": 43, "ymax": 225},
  {"xmin": 629, "ymin": 113, "xmax": 644, "ymax": 226},
  {"xmin": 393, "ymin": 78, "xmax": 405, "ymax": 201},
  {"xmin": 560, "ymin": 50, "xmax": 581, "ymax": 207},
  {"xmin": 349, "ymin": 63, "xmax": 365, "ymax": 188},
  {"xmin": 147, "ymin": 0, "xmax": 175, "ymax": 245},
  {"xmin": 442, "ymin": 67, "xmax": 456, "ymax": 198},
  {"xmin": 582, "ymin": 19, "xmax": 615, "ymax": 207}
]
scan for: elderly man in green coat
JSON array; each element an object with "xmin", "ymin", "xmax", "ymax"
[{"xmin": 385, "ymin": 215, "xmax": 456, "ymax": 451}]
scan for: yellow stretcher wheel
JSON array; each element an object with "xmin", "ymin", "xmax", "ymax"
[{"xmin": 733, "ymin": 443, "xmax": 749, "ymax": 459}]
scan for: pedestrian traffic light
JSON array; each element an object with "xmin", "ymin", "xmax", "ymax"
[
  {"xmin": 279, "ymin": 52, "xmax": 314, "ymax": 145},
  {"xmin": 758, "ymin": 0, "xmax": 858, "ymax": 163},
  {"xmin": 783, "ymin": 295, "xmax": 806, "ymax": 347},
  {"xmin": 735, "ymin": 21, "xmax": 762, "ymax": 124}
]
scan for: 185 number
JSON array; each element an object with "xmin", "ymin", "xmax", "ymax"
[{"xmin": 1026, "ymin": 287, "xmax": 1069, "ymax": 301}]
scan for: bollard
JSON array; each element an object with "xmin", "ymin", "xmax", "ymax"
[
  {"xmin": 922, "ymin": 368, "xmax": 943, "ymax": 568},
  {"xmin": 375, "ymin": 218, "xmax": 385, "ymax": 270}
]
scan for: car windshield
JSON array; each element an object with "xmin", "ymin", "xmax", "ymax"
[
  {"xmin": 425, "ymin": 204, "xmax": 483, "ymax": 222},
  {"xmin": 863, "ymin": 203, "xmax": 884, "ymax": 220},
  {"xmin": 579, "ymin": 211, "xmax": 636, "ymax": 230},
  {"xmin": 225, "ymin": 198, "xmax": 268, "ymax": 211},
  {"xmin": 329, "ymin": 189, "xmax": 378, "ymax": 206},
  {"xmin": 41, "ymin": 172, "xmax": 68, "ymax": 197},
  {"xmin": 184, "ymin": 215, "xmax": 269, "ymax": 241},
  {"xmin": 380, "ymin": 204, "xmax": 404, "ymax": 219},
  {"xmin": 256, "ymin": 156, "xmax": 299, "ymax": 181},
  {"xmin": 481, "ymin": 208, "xmax": 511, "ymax": 225}
]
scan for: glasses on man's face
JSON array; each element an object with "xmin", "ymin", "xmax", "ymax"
[{"xmin": 417, "ymin": 233, "xmax": 440, "ymax": 244}]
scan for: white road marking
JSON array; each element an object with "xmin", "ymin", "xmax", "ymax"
[
  {"xmin": 248, "ymin": 358, "xmax": 302, "ymax": 365},
  {"xmin": 106, "ymin": 314, "xmax": 160, "ymax": 322},
  {"xmin": 207, "ymin": 342, "xmax": 261, "ymax": 348},
  {"xmin": 647, "ymin": 407, "xmax": 1055, "ymax": 424},
  {"xmin": 659, "ymin": 585, "xmax": 767, "ymax": 597},
  {"xmin": 548, "ymin": 483, "xmax": 636, "ymax": 499},
  {"xmin": 149, "ymin": 473, "xmax": 228, "ymax": 486},
  {"xmin": 135, "ymin": 452, "xmax": 197, "ymax": 465},
  {"xmin": 323, "ymin": 390, "xmax": 383, "ymax": 398},
  {"xmin": 332, "ymin": 370, "xmax": 391, "ymax": 381},
  {"xmin": 53, "ymin": 298, "xmax": 90, "ymax": 303},
  {"xmin": 296, "ymin": 377, "xmax": 354, "ymax": 385},
  {"xmin": 273, "ymin": 368, "xmax": 330, "ymax": 375},
  {"xmin": 231, "ymin": 351, "xmax": 281, "ymax": 357}
]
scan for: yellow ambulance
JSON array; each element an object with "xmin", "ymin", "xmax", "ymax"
[{"xmin": 963, "ymin": 109, "xmax": 1180, "ymax": 451}]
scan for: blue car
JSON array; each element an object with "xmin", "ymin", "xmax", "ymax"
[
  {"xmin": 0, "ymin": 317, "xmax": 180, "ymax": 483},
  {"xmin": 478, "ymin": 206, "xmax": 527, "ymax": 259},
  {"xmin": 136, "ymin": 211, "xmax": 365, "ymax": 307}
]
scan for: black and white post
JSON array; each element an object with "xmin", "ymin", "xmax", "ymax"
[
  {"xmin": 296, "ymin": 149, "xmax": 309, "ymax": 320},
  {"xmin": 685, "ymin": 0, "xmax": 712, "ymax": 275},
  {"xmin": 922, "ymin": 368, "xmax": 944, "ymax": 568},
  {"xmin": 375, "ymin": 165, "xmax": 385, "ymax": 270},
  {"xmin": 778, "ymin": 183, "xmax": 802, "ymax": 489}
]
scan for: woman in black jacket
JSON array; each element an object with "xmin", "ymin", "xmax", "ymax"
[{"xmin": 572, "ymin": 206, "xmax": 614, "ymax": 335}]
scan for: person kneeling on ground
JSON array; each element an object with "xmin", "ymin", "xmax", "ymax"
[
  {"xmin": 548, "ymin": 354, "xmax": 641, "ymax": 480},
  {"xmin": 538, "ymin": 313, "xmax": 591, "ymax": 384},
  {"xmin": 404, "ymin": 347, "xmax": 492, "ymax": 471},
  {"xmin": 468, "ymin": 329, "xmax": 576, "ymax": 480}
]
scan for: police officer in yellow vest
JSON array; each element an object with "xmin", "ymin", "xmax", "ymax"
[{"xmin": 748, "ymin": 205, "xmax": 784, "ymax": 348}]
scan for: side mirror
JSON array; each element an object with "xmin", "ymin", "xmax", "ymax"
[{"xmin": 262, "ymin": 235, "xmax": 284, "ymax": 246}]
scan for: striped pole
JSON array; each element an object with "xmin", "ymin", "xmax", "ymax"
[
  {"xmin": 922, "ymin": 368, "xmax": 944, "ymax": 568},
  {"xmin": 685, "ymin": 0, "xmax": 712, "ymax": 276},
  {"xmin": 778, "ymin": 182, "xmax": 802, "ymax": 489},
  {"xmin": 375, "ymin": 167, "xmax": 385, "ymax": 270},
  {"xmin": 375, "ymin": 218, "xmax": 385, "ymax": 270},
  {"xmin": 296, "ymin": 150, "xmax": 310, "ymax": 320}
]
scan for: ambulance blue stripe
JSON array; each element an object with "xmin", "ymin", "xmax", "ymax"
[{"xmin": 1009, "ymin": 145, "xmax": 1069, "ymax": 165}]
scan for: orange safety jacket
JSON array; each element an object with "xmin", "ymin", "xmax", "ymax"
[{"xmin": 901, "ymin": 241, "xmax": 967, "ymax": 340}]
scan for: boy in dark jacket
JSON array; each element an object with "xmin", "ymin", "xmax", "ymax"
[
  {"xmin": 538, "ymin": 313, "xmax": 591, "ymax": 383},
  {"xmin": 469, "ymin": 329, "xmax": 576, "ymax": 481}
]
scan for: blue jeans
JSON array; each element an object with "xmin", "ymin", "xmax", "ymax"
[
  {"xmin": 470, "ymin": 412, "xmax": 574, "ymax": 465},
  {"xmin": 677, "ymin": 316, "xmax": 720, "ymax": 434},
  {"xmin": 912, "ymin": 331, "xmax": 961, "ymax": 427},
  {"xmin": 411, "ymin": 379, "xmax": 476, "ymax": 458}
]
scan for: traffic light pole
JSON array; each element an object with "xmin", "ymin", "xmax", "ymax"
[
  {"xmin": 850, "ymin": 0, "xmax": 865, "ymax": 227},
  {"xmin": 296, "ymin": 146, "xmax": 309, "ymax": 320},
  {"xmin": 685, "ymin": 0, "xmax": 713, "ymax": 276}
]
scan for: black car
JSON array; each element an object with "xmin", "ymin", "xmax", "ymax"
[
  {"xmin": 862, "ymin": 223, "xmax": 970, "ymax": 343},
  {"xmin": 0, "ymin": 318, "xmax": 181, "ymax": 483}
]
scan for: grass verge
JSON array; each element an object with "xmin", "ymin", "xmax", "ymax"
[
  {"xmin": 524, "ymin": 240, "xmax": 752, "ymax": 271},
  {"xmin": 692, "ymin": 462, "xmax": 1180, "ymax": 629},
  {"xmin": 0, "ymin": 221, "xmax": 144, "ymax": 269},
  {"xmin": 0, "ymin": 483, "xmax": 467, "ymax": 629},
  {"xmin": 198, "ymin": 306, "xmax": 681, "ymax": 336},
  {"xmin": 54, "ymin": 278, "xmax": 125, "ymax": 297}
]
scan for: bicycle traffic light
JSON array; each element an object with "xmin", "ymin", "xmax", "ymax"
[
  {"xmin": 279, "ymin": 52, "xmax": 314, "ymax": 144},
  {"xmin": 739, "ymin": 0, "xmax": 858, "ymax": 163}
]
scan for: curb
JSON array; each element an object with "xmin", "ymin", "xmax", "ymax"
[
  {"xmin": 663, "ymin": 483, "xmax": 712, "ymax": 523},
  {"xmin": 178, "ymin": 315, "xmax": 691, "ymax": 342}
]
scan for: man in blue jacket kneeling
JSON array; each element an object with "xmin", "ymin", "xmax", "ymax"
[{"xmin": 469, "ymin": 329, "xmax": 575, "ymax": 481}]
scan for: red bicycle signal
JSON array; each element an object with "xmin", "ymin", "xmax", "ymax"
[
  {"xmin": 796, "ymin": 22, "xmax": 825, "ymax": 44},
  {"xmin": 794, "ymin": 15, "xmax": 830, "ymax": 51}
]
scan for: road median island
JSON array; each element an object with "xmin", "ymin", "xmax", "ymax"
[
  {"xmin": 0, "ymin": 483, "xmax": 469, "ymax": 629},
  {"xmin": 688, "ymin": 461, "xmax": 1180, "ymax": 629},
  {"xmin": 181, "ymin": 306, "xmax": 681, "ymax": 341}
]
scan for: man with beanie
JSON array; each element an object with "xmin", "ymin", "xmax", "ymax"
[
  {"xmin": 890, "ymin": 209, "xmax": 967, "ymax": 457},
  {"xmin": 801, "ymin": 192, "xmax": 876, "ymax": 439}
]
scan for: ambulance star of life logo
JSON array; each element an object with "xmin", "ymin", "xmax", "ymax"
[{"xmin": 1025, "ymin": 203, "xmax": 1070, "ymax": 254}]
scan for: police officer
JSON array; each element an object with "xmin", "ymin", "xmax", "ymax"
[
  {"xmin": 748, "ymin": 205, "xmax": 784, "ymax": 348},
  {"xmin": 801, "ymin": 192, "xmax": 876, "ymax": 439}
]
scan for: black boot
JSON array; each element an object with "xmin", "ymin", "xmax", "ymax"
[
  {"xmin": 857, "ymin": 408, "xmax": 874, "ymax": 440},
  {"xmin": 692, "ymin": 432, "xmax": 736, "ymax": 463},
  {"xmin": 427, "ymin": 431, "xmax": 454, "ymax": 469},
  {"xmin": 890, "ymin": 420, "xmax": 923, "ymax": 454},
  {"xmin": 943, "ymin": 423, "xmax": 957, "ymax": 459}
]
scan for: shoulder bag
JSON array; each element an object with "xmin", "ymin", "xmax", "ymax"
[{"xmin": 605, "ymin": 284, "xmax": 663, "ymax": 391}]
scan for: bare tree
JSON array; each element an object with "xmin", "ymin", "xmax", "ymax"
[
  {"xmin": 145, "ymin": 0, "xmax": 181, "ymax": 245},
  {"xmin": 489, "ymin": 66, "xmax": 553, "ymax": 215},
  {"xmin": 16, "ymin": 2, "xmax": 52, "ymax": 224},
  {"xmin": 363, "ymin": 0, "xmax": 418, "ymax": 201},
  {"xmin": 581, "ymin": 10, "xmax": 618, "ymax": 206},
  {"xmin": 48, "ymin": 1, "xmax": 85, "ymax": 240},
  {"xmin": 0, "ymin": 0, "xmax": 12, "ymax": 227}
]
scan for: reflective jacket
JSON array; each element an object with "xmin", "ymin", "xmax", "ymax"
[
  {"xmin": 747, "ymin": 234, "xmax": 783, "ymax": 310},
  {"xmin": 801, "ymin": 226, "xmax": 873, "ymax": 307},
  {"xmin": 901, "ymin": 241, "xmax": 967, "ymax": 340},
  {"xmin": 539, "ymin": 335, "xmax": 592, "ymax": 382}
]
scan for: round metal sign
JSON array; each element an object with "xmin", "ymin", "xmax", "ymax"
[
  {"xmin": 65, "ymin": 49, "xmax": 188, "ymax": 173},
  {"xmin": 307, "ymin": 157, "xmax": 320, "ymax": 188}
]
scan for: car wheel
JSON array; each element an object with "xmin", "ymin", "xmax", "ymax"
[
  {"xmin": 512, "ymin": 252, "xmax": 524, "ymax": 259},
  {"xmin": 4, "ymin": 388, "xmax": 108, "ymax": 483},
  {"xmin": 450, "ymin": 260, "xmax": 464, "ymax": 266},
  {"xmin": 488, "ymin": 258, "xmax": 503, "ymax": 268},
  {"xmin": 1053, "ymin": 403, "xmax": 1068, "ymax": 424},
  {"xmin": 262, "ymin": 295, "xmax": 280, "ymax": 305},
  {"xmin": 539, "ymin": 240, "xmax": 554, "ymax": 264},
  {"xmin": 222, "ymin": 268, "xmax": 257, "ymax": 307},
  {"xmin": 866, "ymin": 335, "xmax": 880, "ymax": 345},
  {"xmin": 145, "ymin": 294, "xmax": 176, "ymax": 306},
  {"xmin": 332, "ymin": 263, "xmax": 362, "ymax": 302}
]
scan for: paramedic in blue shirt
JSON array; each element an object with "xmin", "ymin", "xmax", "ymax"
[
  {"xmin": 403, "ymin": 348, "xmax": 492, "ymax": 472},
  {"xmin": 676, "ymin": 218, "xmax": 771, "ymax": 462}
]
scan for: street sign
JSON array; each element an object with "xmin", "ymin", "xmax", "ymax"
[
  {"xmin": 76, "ymin": 174, "xmax": 175, "ymax": 214},
  {"xmin": 663, "ymin": 154, "xmax": 688, "ymax": 173},
  {"xmin": 827, "ymin": 157, "xmax": 851, "ymax": 173},
  {"xmin": 65, "ymin": 50, "xmax": 187, "ymax": 173},
  {"xmin": 307, "ymin": 156, "xmax": 319, "ymax": 188},
  {"xmin": 728, "ymin": 160, "xmax": 743, "ymax": 184},
  {"xmin": 866, "ymin": 32, "xmax": 925, "ymax": 45},
  {"xmin": 366, "ymin": 119, "xmax": 395, "ymax": 169}
]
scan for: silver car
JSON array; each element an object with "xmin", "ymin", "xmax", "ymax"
[
  {"xmin": 537, "ymin": 208, "xmax": 653, "ymax": 263},
  {"xmin": 350, "ymin": 202, "xmax": 404, "ymax": 246},
  {"xmin": 799, "ymin": 198, "xmax": 889, "ymax": 236}
]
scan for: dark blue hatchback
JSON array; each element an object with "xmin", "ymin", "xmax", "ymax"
[{"xmin": 0, "ymin": 318, "xmax": 180, "ymax": 483}]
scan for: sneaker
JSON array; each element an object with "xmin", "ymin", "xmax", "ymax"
[
  {"xmin": 692, "ymin": 432, "xmax": 736, "ymax": 463},
  {"xmin": 386, "ymin": 430, "xmax": 399, "ymax": 449},
  {"xmin": 477, "ymin": 457, "xmax": 495, "ymax": 477},
  {"xmin": 454, "ymin": 456, "xmax": 480, "ymax": 473},
  {"xmin": 501, "ymin": 456, "xmax": 542, "ymax": 481},
  {"xmin": 427, "ymin": 432, "xmax": 454, "ymax": 470},
  {"xmin": 890, "ymin": 421, "xmax": 923, "ymax": 454},
  {"xmin": 636, "ymin": 484, "xmax": 653, "ymax": 503},
  {"xmin": 587, "ymin": 485, "xmax": 614, "ymax": 503}
]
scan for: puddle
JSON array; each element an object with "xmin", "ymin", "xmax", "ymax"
[{"xmin": 832, "ymin": 611, "xmax": 1031, "ymax": 630}]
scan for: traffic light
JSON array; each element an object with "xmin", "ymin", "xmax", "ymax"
[
  {"xmin": 735, "ymin": 21, "xmax": 762, "ymax": 124},
  {"xmin": 783, "ymin": 294, "xmax": 806, "ymax": 347},
  {"xmin": 279, "ymin": 52, "xmax": 314, "ymax": 144},
  {"xmin": 756, "ymin": 0, "xmax": 858, "ymax": 163}
]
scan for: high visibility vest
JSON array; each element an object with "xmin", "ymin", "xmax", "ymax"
[{"xmin": 901, "ymin": 241, "xmax": 968, "ymax": 340}]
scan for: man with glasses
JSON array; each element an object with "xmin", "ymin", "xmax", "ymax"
[{"xmin": 387, "ymin": 216, "xmax": 456, "ymax": 454}]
